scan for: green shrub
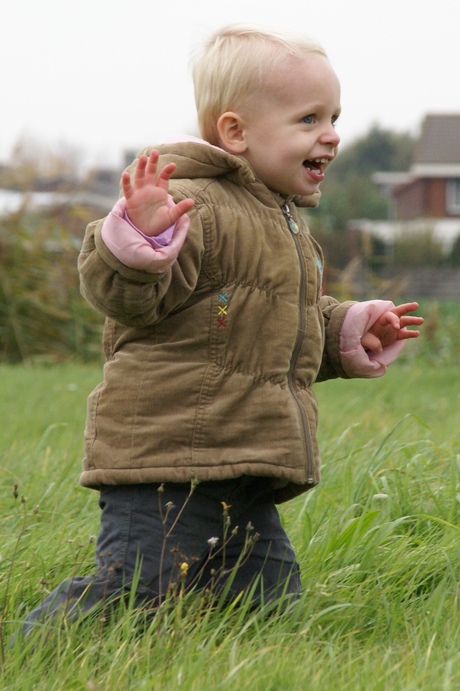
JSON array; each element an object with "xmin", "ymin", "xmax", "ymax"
[{"xmin": 0, "ymin": 203, "xmax": 103, "ymax": 362}]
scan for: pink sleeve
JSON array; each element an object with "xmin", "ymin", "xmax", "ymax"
[
  {"xmin": 100, "ymin": 197, "xmax": 186, "ymax": 273},
  {"xmin": 122, "ymin": 208, "xmax": 175, "ymax": 248},
  {"xmin": 340, "ymin": 300, "xmax": 406, "ymax": 378}
]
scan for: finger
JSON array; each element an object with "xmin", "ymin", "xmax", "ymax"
[
  {"xmin": 361, "ymin": 332, "xmax": 383, "ymax": 354},
  {"xmin": 133, "ymin": 154, "xmax": 149, "ymax": 186},
  {"xmin": 121, "ymin": 171, "xmax": 133, "ymax": 199},
  {"xmin": 397, "ymin": 328, "xmax": 421, "ymax": 340},
  {"xmin": 168, "ymin": 198, "xmax": 195, "ymax": 224},
  {"xmin": 155, "ymin": 162, "xmax": 177, "ymax": 191},
  {"xmin": 392, "ymin": 302, "xmax": 420, "ymax": 317},
  {"xmin": 144, "ymin": 150, "xmax": 160, "ymax": 177},
  {"xmin": 379, "ymin": 311, "xmax": 399, "ymax": 330},
  {"xmin": 400, "ymin": 316, "xmax": 424, "ymax": 327}
]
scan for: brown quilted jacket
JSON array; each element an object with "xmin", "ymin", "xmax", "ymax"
[{"xmin": 78, "ymin": 141, "xmax": 354, "ymax": 502}]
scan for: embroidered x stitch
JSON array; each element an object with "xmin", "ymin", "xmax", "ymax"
[{"xmin": 217, "ymin": 292, "xmax": 230, "ymax": 328}]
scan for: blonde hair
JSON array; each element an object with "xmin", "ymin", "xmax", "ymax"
[{"xmin": 191, "ymin": 24, "xmax": 327, "ymax": 146}]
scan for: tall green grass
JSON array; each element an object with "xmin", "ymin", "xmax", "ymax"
[{"xmin": 1, "ymin": 360, "xmax": 459, "ymax": 689}]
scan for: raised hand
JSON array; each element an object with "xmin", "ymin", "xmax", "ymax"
[{"xmin": 121, "ymin": 150, "xmax": 194, "ymax": 237}]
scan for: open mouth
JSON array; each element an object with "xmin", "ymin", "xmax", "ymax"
[{"xmin": 303, "ymin": 157, "xmax": 329, "ymax": 174}]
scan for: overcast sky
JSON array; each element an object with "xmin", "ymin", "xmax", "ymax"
[{"xmin": 2, "ymin": 0, "xmax": 459, "ymax": 172}]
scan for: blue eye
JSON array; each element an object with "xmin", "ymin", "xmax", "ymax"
[{"xmin": 302, "ymin": 114, "xmax": 315, "ymax": 125}]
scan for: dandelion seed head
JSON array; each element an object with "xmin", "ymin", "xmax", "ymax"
[
  {"xmin": 207, "ymin": 536, "xmax": 219, "ymax": 548},
  {"xmin": 372, "ymin": 493, "xmax": 389, "ymax": 501}
]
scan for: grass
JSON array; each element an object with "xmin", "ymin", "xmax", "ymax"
[{"xmin": 0, "ymin": 357, "xmax": 459, "ymax": 690}]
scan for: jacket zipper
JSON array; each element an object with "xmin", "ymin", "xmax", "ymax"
[{"xmin": 281, "ymin": 203, "xmax": 315, "ymax": 483}]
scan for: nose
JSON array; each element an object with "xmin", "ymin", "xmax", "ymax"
[{"xmin": 320, "ymin": 123, "xmax": 340, "ymax": 148}]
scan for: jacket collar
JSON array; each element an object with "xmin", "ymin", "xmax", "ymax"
[{"xmin": 153, "ymin": 137, "xmax": 321, "ymax": 209}]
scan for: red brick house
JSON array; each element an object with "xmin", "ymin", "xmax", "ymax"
[
  {"xmin": 390, "ymin": 114, "xmax": 460, "ymax": 220},
  {"xmin": 368, "ymin": 114, "xmax": 460, "ymax": 253}
]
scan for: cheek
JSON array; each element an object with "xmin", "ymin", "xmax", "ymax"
[{"xmin": 278, "ymin": 145, "xmax": 299, "ymax": 166}]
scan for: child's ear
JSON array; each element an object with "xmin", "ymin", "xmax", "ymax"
[{"xmin": 217, "ymin": 112, "xmax": 248, "ymax": 154}]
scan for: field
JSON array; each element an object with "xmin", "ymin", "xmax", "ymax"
[{"xmin": 1, "ymin": 341, "xmax": 460, "ymax": 689}]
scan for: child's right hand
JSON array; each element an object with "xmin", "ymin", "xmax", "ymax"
[{"xmin": 121, "ymin": 150, "xmax": 195, "ymax": 237}]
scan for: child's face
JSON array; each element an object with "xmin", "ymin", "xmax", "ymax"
[{"xmin": 237, "ymin": 53, "xmax": 341, "ymax": 197}]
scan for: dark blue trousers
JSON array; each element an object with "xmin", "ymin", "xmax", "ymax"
[{"xmin": 22, "ymin": 477, "xmax": 301, "ymax": 634}]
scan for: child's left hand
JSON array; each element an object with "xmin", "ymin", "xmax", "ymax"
[{"xmin": 361, "ymin": 301, "xmax": 424, "ymax": 354}]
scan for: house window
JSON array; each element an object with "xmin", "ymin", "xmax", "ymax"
[{"xmin": 446, "ymin": 179, "xmax": 460, "ymax": 214}]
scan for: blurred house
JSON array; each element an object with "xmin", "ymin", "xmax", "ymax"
[
  {"xmin": 364, "ymin": 114, "xmax": 460, "ymax": 252},
  {"xmin": 377, "ymin": 114, "xmax": 460, "ymax": 220},
  {"xmin": 346, "ymin": 115, "xmax": 460, "ymax": 299}
]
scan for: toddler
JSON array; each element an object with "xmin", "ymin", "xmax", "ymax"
[{"xmin": 22, "ymin": 24, "xmax": 422, "ymax": 634}]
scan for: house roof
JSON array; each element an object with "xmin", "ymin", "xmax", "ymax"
[{"xmin": 415, "ymin": 114, "xmax": 460, "ymax": 164}]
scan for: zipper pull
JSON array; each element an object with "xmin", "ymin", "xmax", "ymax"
[{"xmin": 281, "ymin": 203, "xmax": 300, "ymax": 234}]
